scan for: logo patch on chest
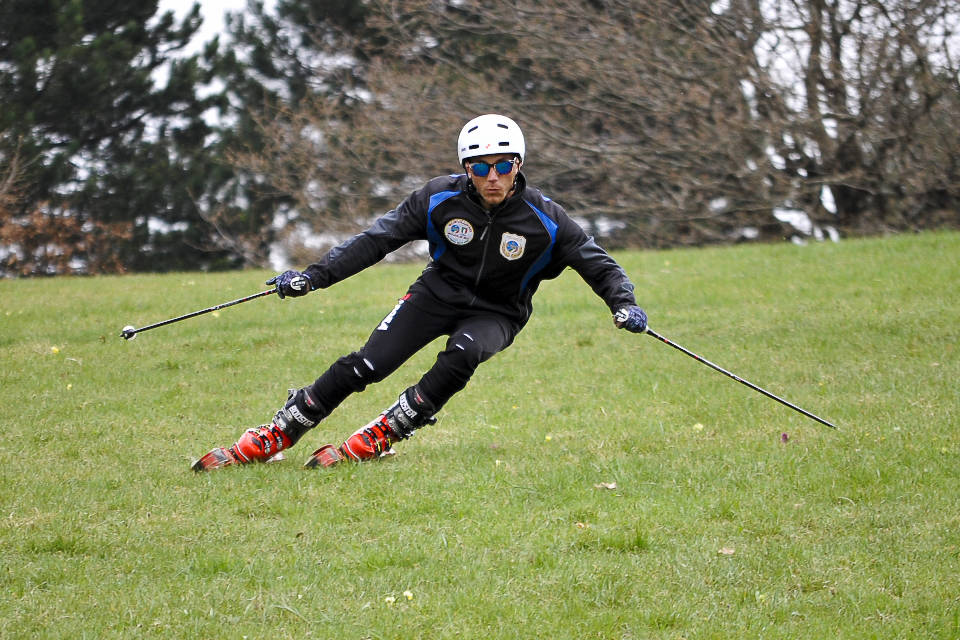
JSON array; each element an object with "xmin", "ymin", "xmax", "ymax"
[
  {"xmin": 499, "ymin": 233, "xmax": 526, "ymax": 260},
  {"xmin": 444, "ymin": 219, "xmax": 474, "ymax": 245}
]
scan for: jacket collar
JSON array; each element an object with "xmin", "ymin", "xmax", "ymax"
[{"xmin": 465, "ymin": 171, "xmax": 527, "ymax": 214}]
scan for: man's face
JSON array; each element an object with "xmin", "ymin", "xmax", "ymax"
[{"xmin": 465, "ymin": 154, "xmax": 520, "ymax": 209}]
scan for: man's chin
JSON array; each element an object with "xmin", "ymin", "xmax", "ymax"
[{"xmin": 481, "ymin": 192, "xmax": 504, "ymax": 206}]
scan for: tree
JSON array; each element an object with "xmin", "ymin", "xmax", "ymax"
[
  {"xmin": 223, "ymin": 0, "xmax": 959, "ymax": 253},
  {"xmin": 207, "ymin": 0, "xmax": 390, "ymax": 264},
  {"xmin": 734, "ymin": 0, "xmax": 960, "ymax": 234},
  {"xmin": 224, "ymin": 0, "xmax": 793, "ymax": 249},
  {"xmin": 0, "ymin": 0, "xmax": 238, "ymax": 275}
]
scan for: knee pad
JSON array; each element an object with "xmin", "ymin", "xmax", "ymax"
[
  {"xmin": 449, "ymin": 331, "xmax": 487, "ymax": 367},
  {"xmin": 336, "ymin": 351, "xmax": 389, "ymax": 392}
]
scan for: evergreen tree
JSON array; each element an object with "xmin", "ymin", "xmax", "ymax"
[
  {"xmin": 0, "ymin": 0, "xmax": 238, "ymax": 274},
  {"xmin": 208, "ymin": 0, "xmax": 379, "ymax": 263}
]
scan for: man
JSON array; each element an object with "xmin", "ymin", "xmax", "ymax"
[{"xmin": 192, "ymin": 113, "xmax": 648, "ymax": 471}]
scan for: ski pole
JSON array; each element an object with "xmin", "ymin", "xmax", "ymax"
[
  {"xmin": 120, "ymin": 289, "xmax": 276, "ymax": 340},
  {"xmin": 646, "ymin": 328, "xmax": 837, "ymax": 430}
]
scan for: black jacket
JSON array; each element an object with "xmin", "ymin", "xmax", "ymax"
[{"xmin": 304, "ymin": 172, "xmax": 636, "ymax": 327}]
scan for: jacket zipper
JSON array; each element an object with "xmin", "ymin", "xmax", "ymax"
[{"xmin": 470, "ymin": 213, "xmax": 494, "ymax": 306}]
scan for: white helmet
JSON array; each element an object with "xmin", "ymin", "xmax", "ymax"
[{"xmin": 457, "ymin": 114, "xmax": 525, "ymax": 165}]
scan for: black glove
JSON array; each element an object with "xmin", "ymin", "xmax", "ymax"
[
  {"xmin": 266, "ymin": 270, "xmax": 313, "ymax": 299},
  {"xmin": 614, "ymin": 305, "xmax": 648, "ymax": 333}
]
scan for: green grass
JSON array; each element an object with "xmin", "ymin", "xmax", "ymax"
[{"xmin": 1, "ymin": 231, "xmax": 958, "ymax": 639}]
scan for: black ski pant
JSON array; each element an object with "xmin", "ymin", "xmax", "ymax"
[{"xmin": 307, "ymin": 288, "xmax": 517, "ymax": 416}]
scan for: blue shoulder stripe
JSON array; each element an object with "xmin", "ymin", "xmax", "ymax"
[
  {"xmin": 427, "ymin": 190, "xmax": 460, "ymax": 260},
  {"xmin": 520, "ymin": 200, "xmax": 558, "ymax": 292}
]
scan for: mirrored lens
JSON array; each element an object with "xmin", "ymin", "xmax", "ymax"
[
  {"xmin": 470, "ymin": 159, "xmax": 515, "ymax": 177},
  {"xmin": 471, "ymin": 162, "xmax": 492, "ymax": 177}
]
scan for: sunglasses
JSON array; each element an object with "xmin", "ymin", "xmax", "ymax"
[{"xmin": 469, "ymin": 158, "xmax": 518, "ymax": 178}]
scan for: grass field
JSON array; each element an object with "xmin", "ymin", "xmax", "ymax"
[{"xmin": 2, "ymin": 231, "xmax": 958, "ymax": 639}]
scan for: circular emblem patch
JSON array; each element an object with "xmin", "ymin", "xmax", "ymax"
[{"xmin": 444, "ymin": 219, "xmax": 474, "ymax": 245}]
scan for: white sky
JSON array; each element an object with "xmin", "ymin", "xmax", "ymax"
[{"xmin": 157, "ymin": 0, "xmax": 253, "ymax": 51}]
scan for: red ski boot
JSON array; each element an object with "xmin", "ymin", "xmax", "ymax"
[
  {"xmin": 303, "ymin": 386, "xmax": 436, "ymax": 469},
  {"xmin": 303, "ymin": 414, "xmax": 396, "ymax": 469},
  {"xmin": 192, "ymin": 388, "xmax": 325, "ymax": 471},
  {"xmin": 192, "ymin": 423, "xmax": 292, "ymax": 471}
]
